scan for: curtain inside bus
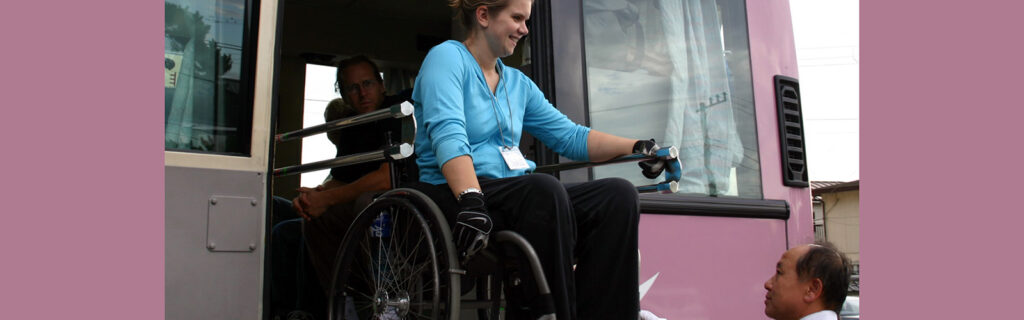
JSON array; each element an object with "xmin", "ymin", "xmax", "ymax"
[{"xmin": 583, "ymin": 0, "xmax": 761, "ymax": 198}]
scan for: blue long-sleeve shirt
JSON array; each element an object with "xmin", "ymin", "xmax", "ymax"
[{"xmin": 413, "ymin": 40, "xmax": 591, "ymax": 185}]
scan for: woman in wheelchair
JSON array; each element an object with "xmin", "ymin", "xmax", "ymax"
[{"xmin": 404, "ymin": 0, "xmax": 672, "ymax": 318}]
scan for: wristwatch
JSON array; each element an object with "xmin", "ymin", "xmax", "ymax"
[{"xmin": 457, "ymin": 187, "xmax": 483, "ymax": 201}]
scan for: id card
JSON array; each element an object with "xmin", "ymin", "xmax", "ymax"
[{"xmin": 499, "ymin": 146, "xmax": 530, "ymax": 170}]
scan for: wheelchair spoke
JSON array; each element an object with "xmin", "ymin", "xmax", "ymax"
[
  {"xmin": 399, "ymin": 258, "xmax": 428, "ymax": 293},
  {"xmin": 383, "ymin": 207, "xmax": 403, "ymax": 294},
  {"xmin": 331, "ymin": 194, "xmax": 456, "ymax": 320},
  {"xmin": 346, "ymin": 284, "xmax": 375, "ymax": 301},
  {"xmin": 394, "ymin": 231, "xmax": 426, "ymax": 289}
]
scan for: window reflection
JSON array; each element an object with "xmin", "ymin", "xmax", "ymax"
[
  {"xmin": 583, "ymin": 0, "xmax": 762, "ymax": 198},
  {"xmin": 165, "ymin": 0, "xmax": 251, "ymax": 155}
]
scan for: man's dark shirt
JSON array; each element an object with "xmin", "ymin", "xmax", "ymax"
[{"xmin": 328, "ymin": 90, "xmax": 417, "ymax": 185}]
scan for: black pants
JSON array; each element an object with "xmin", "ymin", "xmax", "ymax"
[
  {"xmin": 302, "ymin": 192, "xmax": 377, "ymax": 293},
  {"xmin": 270, "ymin": 197, "xmax": 325, "ymax": 319},
  {"xmin": 410, "ymin": 174, "xmax": 640, "ymax": 320}
]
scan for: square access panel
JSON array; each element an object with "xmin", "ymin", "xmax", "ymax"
[{"xmin": 206, "ymin": 195, "xmax": 260, "ymax": 252}]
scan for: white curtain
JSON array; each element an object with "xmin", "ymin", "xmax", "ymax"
[{"xmin": 658, "ymin": 0, "xmax": 743, "ymax": 195}]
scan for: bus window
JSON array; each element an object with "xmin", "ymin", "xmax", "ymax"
[
  {"xmin": 582, "ymin": 0, "xmax": 762, "ymax": 198},
  {"xmin": 164, "ymin": 0, "xmax": 253, "ymax": 155}
]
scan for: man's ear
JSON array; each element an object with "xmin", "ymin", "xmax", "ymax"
[
  {"xmin": 475, "ymin": 5, "xmax": 490, "ymax": 28},
  {"xmin": 803, "ymin": 278, "xmax": 823, "ymax": 303}
]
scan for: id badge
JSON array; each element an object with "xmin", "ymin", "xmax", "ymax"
[{"xmin": 499, "ymin": 146, "xmax": 530, "ymax": 170}]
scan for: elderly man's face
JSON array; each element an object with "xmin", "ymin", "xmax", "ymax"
[
  {"xmin": 764, "ymin": 245, "xmax": 812, "ymax": 320},
  {"xmin": 340, "ymin": 62, "xmax": 385, "ymax": 114}
]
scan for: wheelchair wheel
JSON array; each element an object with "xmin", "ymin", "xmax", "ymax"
[{"xmin": 328, "ymin": 188, "xmax": 460, "ymax": 320}]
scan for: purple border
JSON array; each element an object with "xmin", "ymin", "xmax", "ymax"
[
  {"xmin": 2, "ymin": 0, "xmax": 163, "ymax": 317},
  {"xmin": 8, "ymin": 0, "xmax": 1024, "ymax": 318},
  {"xmin": 863, "ymin": 1, "xmax": 1024, "ymax": 318}
]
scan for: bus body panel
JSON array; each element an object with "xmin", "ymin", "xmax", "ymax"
[
  {"xmin": 165, "ymin": 166, "xmax": 266, "ymax": 320},
  {"xmin": 746, "ymin": 0, "xmax": 815, "ymax": 246},
  {"xmin": 164, "ymin": 0, "xmax": 279, "ymax": 317},
  {"xmin": 638, "ymin": 214, "xmax": 787, "ymax": 319}
]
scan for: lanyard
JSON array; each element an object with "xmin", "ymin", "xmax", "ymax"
[{"xmin": 488, "ymin": 64, "xmax": 515, "ymax": 150}]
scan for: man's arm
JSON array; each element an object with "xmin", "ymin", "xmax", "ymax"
[
  {"xmin": 294, "ymin": 162, "xmax": 391, "ymax": 219},
  {"xmin": 318, "ymin": 177, "xmax": 346, "ymax": 190}
]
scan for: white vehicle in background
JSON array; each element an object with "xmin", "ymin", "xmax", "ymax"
[{"xmin": 840, "ymin": 296, "xmax": 860, "ymax": 319}]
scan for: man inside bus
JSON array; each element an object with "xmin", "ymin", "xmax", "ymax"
[
  {"xmin": 763, "ymin": 241, "xmax": 852, "ymax": 320},
  {"xmin": 271, "ymin": 55, "xmax": 412, "ymax": 319}
]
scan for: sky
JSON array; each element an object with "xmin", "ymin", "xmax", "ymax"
[{"xmin": 789, "ymin": 0, "xmax": 860, "ymax": 182}]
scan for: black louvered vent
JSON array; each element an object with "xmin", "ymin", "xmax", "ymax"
[{"xmin": 774, "ymin": 76, "xmax": 809, "ymax": 188}]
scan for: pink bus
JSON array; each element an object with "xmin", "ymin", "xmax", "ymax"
[{"xmin": 164, "ymin": 0, "xmax": 810, "ymax": 318}]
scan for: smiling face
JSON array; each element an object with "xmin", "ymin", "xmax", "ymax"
[
  {"xmin": 481, "ymin": 0, "xmax": 530, "ymax": 58},
  {"xmin": 764, "ymin": 245, "xmax": 812, "ymax": 320}
]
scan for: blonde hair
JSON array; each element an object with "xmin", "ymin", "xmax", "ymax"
[{"xmin": 448, "ymin": 0, "xmax": 511, "ymax": 30}]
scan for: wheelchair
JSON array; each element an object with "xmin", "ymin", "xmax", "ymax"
[{"xmin": 274, "ymin": 101, "xmax": 681, "ymax": 320}]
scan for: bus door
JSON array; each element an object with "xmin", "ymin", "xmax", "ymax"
[{"xmin": 164, "ymin": 0, "xmax": 277, "ymax": 318}]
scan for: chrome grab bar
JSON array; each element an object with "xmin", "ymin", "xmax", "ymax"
[
  {"xmin": 534, "ymin": 146, "xmax": 682, "ymax": 194},
  {"xmin": 273, "ymin": 143, "xmax": 413, "ymax": 177},
  {"xmin": 272, "ymin": 101, "xmax": 415, "ymax": 178},
  {"xmin": 275, "ymin": 102, "xmax": 413, "ymax": 143}
]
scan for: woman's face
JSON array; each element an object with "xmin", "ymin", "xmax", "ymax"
[{"xmin": 483, "ymin": 0, "xmax": 531, "ymax": 58}]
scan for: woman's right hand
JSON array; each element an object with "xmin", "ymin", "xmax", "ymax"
[{"xmin": 452, "ymin": 191, "xmax": 491, "ymax": 263}]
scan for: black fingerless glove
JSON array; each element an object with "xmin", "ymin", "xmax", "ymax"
[
  {"xmin": 453, "ymin": 191, "xmax": 491, "ymax": 262},
  {"xmin": 634, "ymin": 139, "xmax": 666, "ymax": 179}
]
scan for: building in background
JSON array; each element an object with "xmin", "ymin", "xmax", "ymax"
[{"xmin": 811, "ymin": 180, "xmax": 859, "ymax": 293}]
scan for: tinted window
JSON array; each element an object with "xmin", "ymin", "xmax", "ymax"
[
  {"xmin": 165, "ymin": 0, "xmax": 253, "ymax": 155},
  {"xmin": 582, "ymin": 0, "xmax": 762, "ymax": 198}
]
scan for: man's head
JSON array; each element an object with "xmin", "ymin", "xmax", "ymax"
[
  {"xmin": 763, "ymin": 241, "xmax": 851, "ymax": 320},
  {"xmin": 336, "ymin": 55, "xmax": 386, "ymax": 114}
]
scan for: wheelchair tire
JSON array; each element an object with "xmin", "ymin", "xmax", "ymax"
[{"xmin": 328, "ymin": 188, "xmax": 461, "ymax": 320}]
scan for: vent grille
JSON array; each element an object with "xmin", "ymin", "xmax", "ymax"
[{"xmin": 774, "ymin": 75, "xmax": 809, "ymax": 188}]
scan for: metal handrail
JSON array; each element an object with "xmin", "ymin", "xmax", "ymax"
[
  {"xmin": 275, "ymin": 102, "xmax": 413, "ymax": 143},
  {"xmin": 271, "ymin": 100, "xmax": 415, "ymax": 178},
  {"xmin": 273, "ymin": 143, "xmax": 413, "ymax": 177},
  {"xmin": 535, "ymin": 146, "xmax": 682, "ymax": 194}
]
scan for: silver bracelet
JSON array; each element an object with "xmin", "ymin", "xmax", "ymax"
[{"xmin": 457, "ymin": 187, "xmax": 483, "ymax": 201}]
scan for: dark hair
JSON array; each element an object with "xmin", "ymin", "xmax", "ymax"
[
  {"xmin": 795, "ymin": 241, "xmax": 852, "ymax": 313},
  {"xmin": 335, "ymin": 55, "xmax": 383, "ymax": 93},
  {"xmin": 448, "ymin": 0, "xmax": 512, "ymax": 30}
]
